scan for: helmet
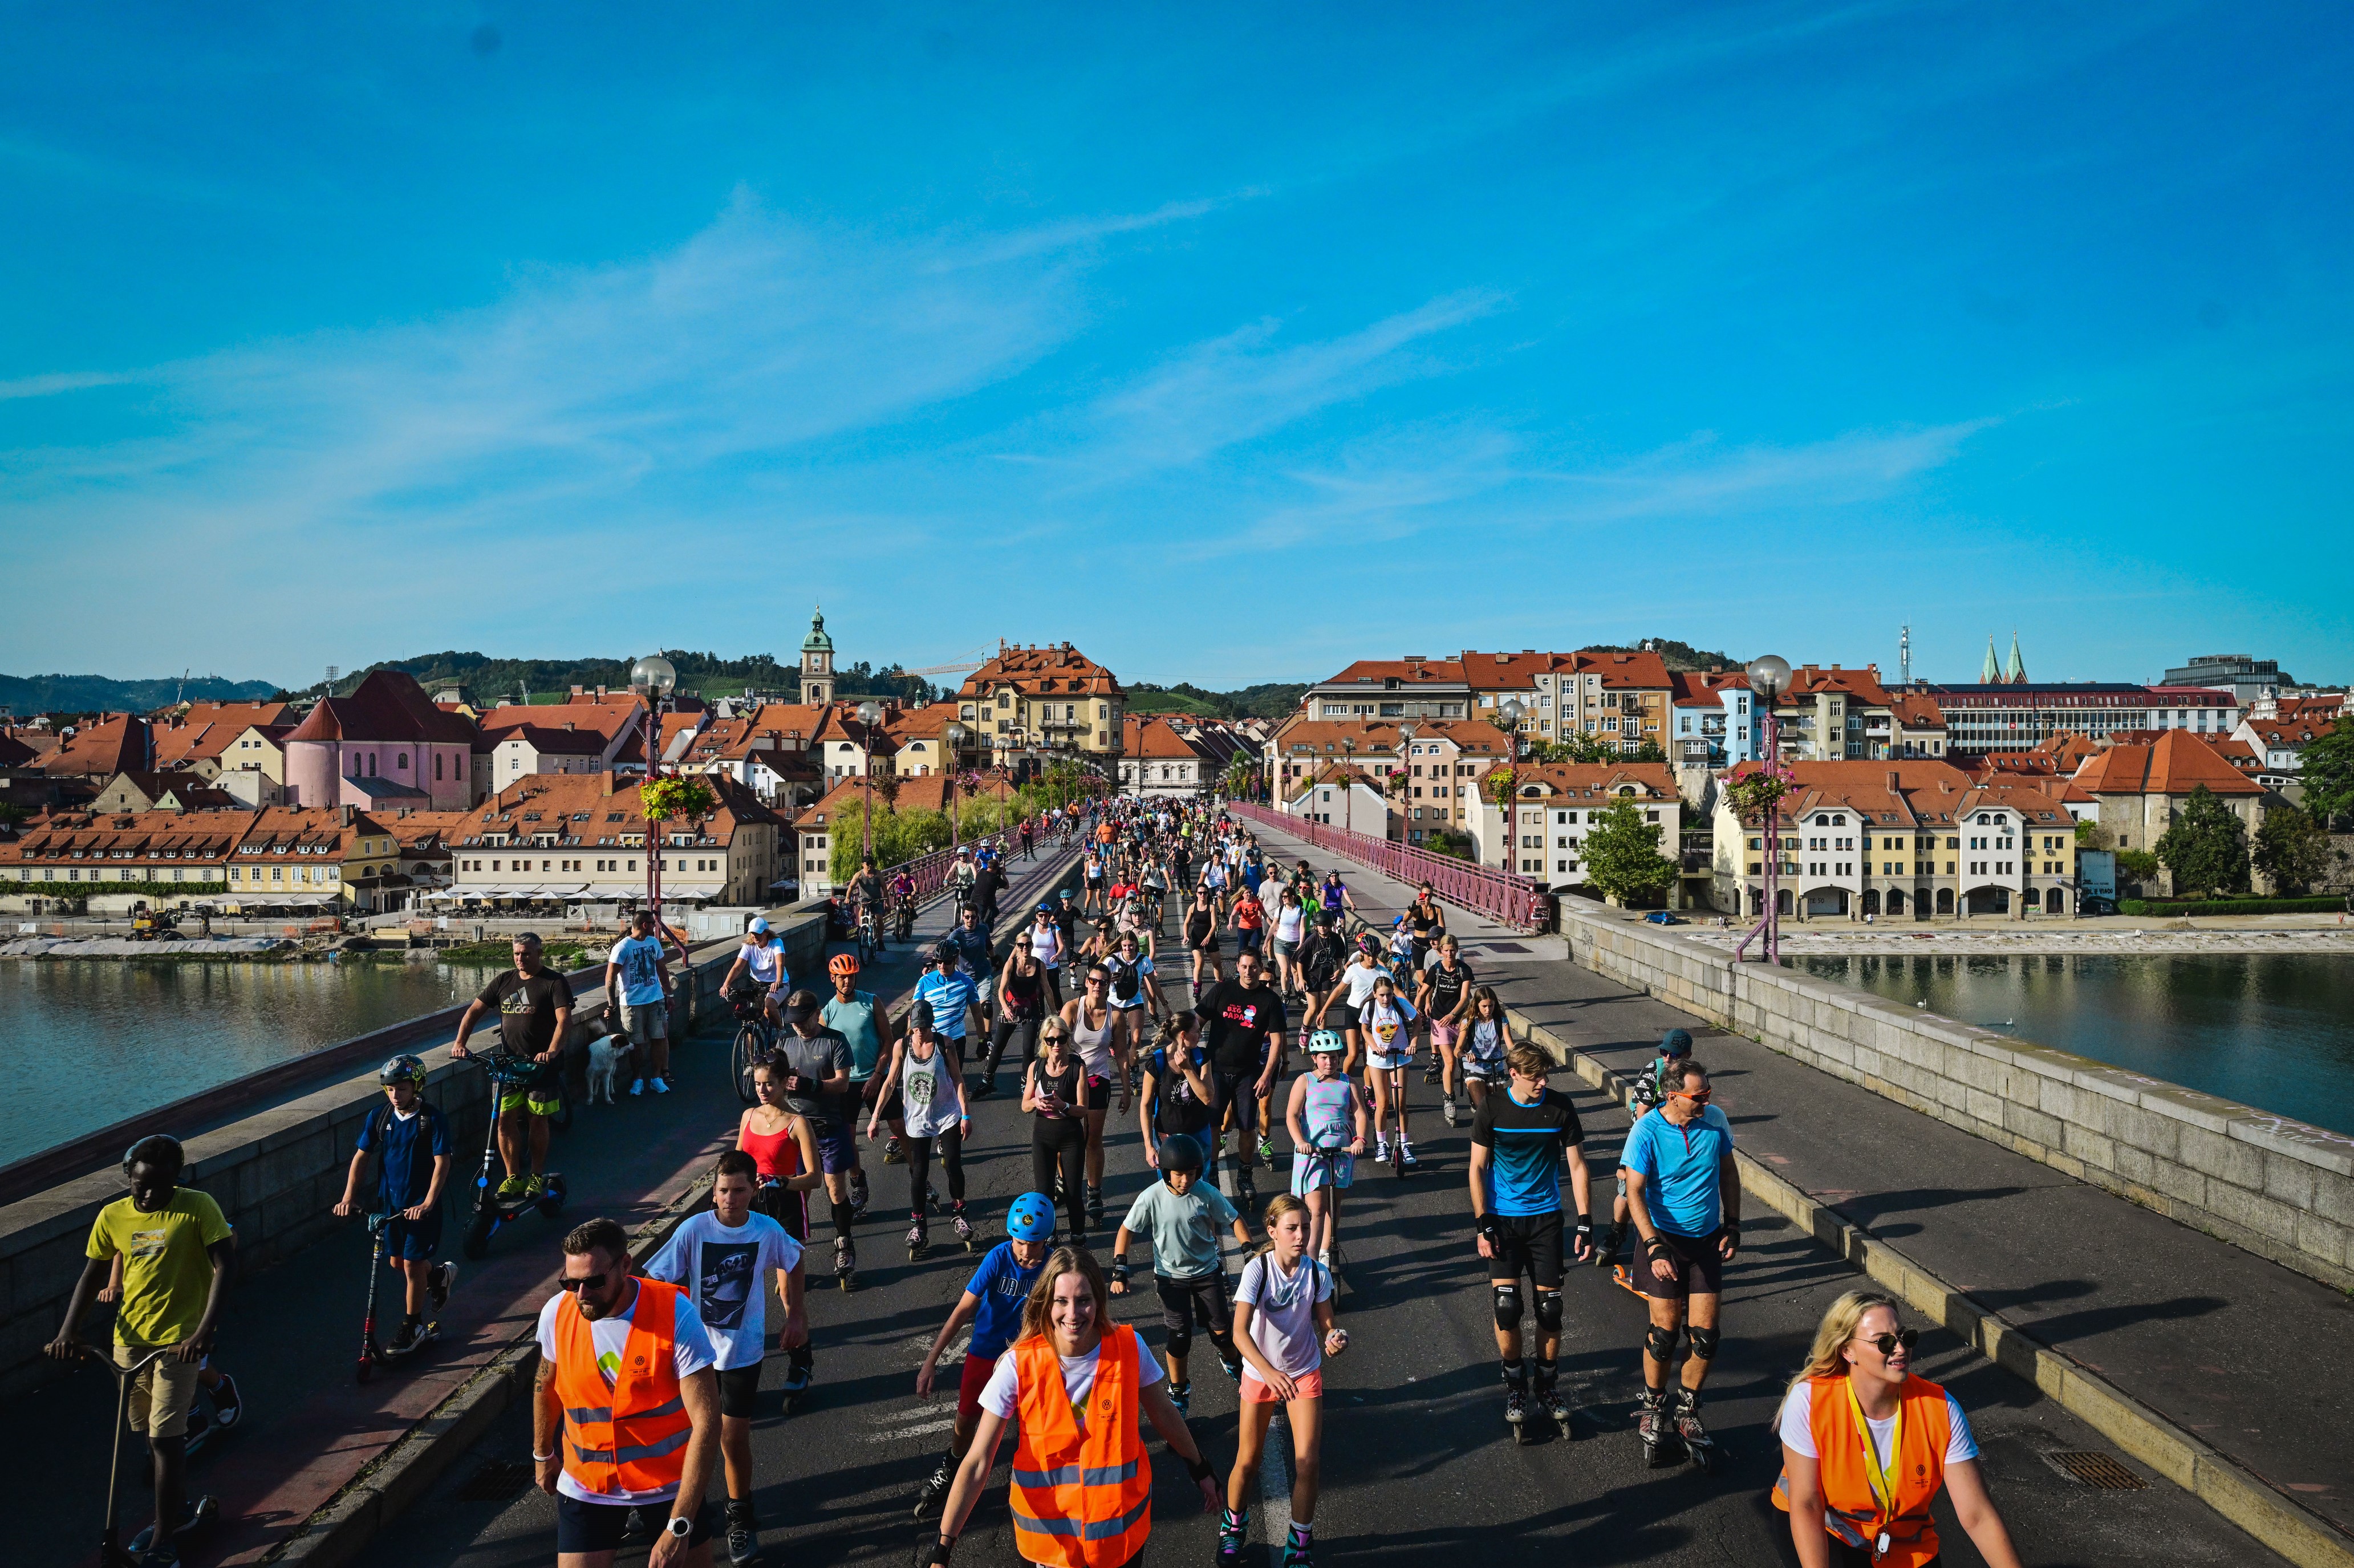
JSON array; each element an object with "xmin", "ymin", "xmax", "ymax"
[
  {"xmin": 1357, "ymin": 933, "xmax": 1382, "ymax": 956},
  {"xmin": 932, "ymin": 943, "xmax": 958, "ymax": 967},
  {"xmin": 379, "ymin": 1053, "xmax": 428, "ymax": 1089},
  {"xmin": 1661, "ymin": 1027, "xmax": 1694, "ymax": 1057},
  {"xmin": 1156, "ymin": 1137, "xmax": 1205, "ymax": 1179},
  {"xmin": 1006, "ymin": 1191, "xmax": 1057, "ymax": 1242},
  {"xmin": 1308, "ymin": 1029, "xmax": 1345, "ymax": 1057},
  {"xmin": 1036, "ymin": 901, "xmax": 1056, "ymax": 916},
  {"xmin": 829, "ymin": 952, "xmax": 861, "ymax": 978}
]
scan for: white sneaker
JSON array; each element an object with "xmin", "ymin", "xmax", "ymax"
[
  {"xmin": 1401, "ymin": 1140, "xmax": 1420, "ymax": 1167},
  {"xmin": 630, "ymin": 1079, "xmax": 646, "ymax": 1097},
  {"xmin": 649, "ymin": 1078, "xmax": 671, "ymax": 1095},
  {"xmin": 1374, "ymin": 1137, "xmax": 1391, "ymax": 1163}
]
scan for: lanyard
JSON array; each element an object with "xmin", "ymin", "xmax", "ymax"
[{"xmin": 1843, "ymin": 1379, "xmax": 1901, "ymax": 1554}]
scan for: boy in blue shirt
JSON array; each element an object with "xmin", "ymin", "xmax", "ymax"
[
  {"xmin": 332, "ymin": 1054, "xmax": 457, "ymax": 1354},
  {"xmin": 911, "ymin": 1193, "xmax": 1057, "ymax": 1520}
]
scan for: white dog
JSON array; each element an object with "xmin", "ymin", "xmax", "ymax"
[{"xmin": 585, "ymin": 1022, "xmax": 630, "ymax": 1106}]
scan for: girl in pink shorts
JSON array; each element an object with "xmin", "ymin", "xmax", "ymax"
[{"xmin": 1220, "ymin": 1194, "xmax": 1345, "ymax": 1568}]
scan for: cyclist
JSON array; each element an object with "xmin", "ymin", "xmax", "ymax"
[
  {"xmin": 1111, "ymin": 1137, "xmax": 1250, "ymax": 1417},
  {"xmin": 331, "ymin": 1054, "xmax": 458, "ymax": 1355},
  {"xmin": 605, "ymin": 912, "xmax": 675, "ymax": 1096},
  {"xmin": 1182, "ymin": 884, "xmax": 1221, "ymax": 1002},
  {"xmin": 852, "ymin": 856, "xmax": 888, "ymax": 951},
  {"xmin": 867, "ymin": 1001, "xmax": 973, "ymax": 1258},
  {"xmin": 645, "ymin": 1151, "xmax": 805, "ymax": 1567},
  {"xmin": 1221, "ymin": 1194, "xmax": 1344, "ymax": 1568},
  {"xmin": 1358, "ymin": 973, "xmax": 1420, "ymax": 1168},
  {"xmin": 1198, "ymin": 846, "xmax": 1231, "ymax": 920},
  {"xmin": 1624, "ymin": 1057, "xmax": 1740, "ymax": 1464},
  {"xmin": 912, "ymin": 1192, "xmax": 1056, "ymax": 1521},
  {"xmin": 774, "ymin": 989, "xmax": 859, "ymax": 1290},
  {"xmin": 888, "ymin": 866, "xmax": 919, "ymax": 943},
  {"xmin": 977, "ymin": 944, "xmax": 1047, "ymax": 1100},
  {"xmin": 823, "ymin": 954, "xmax": 891, "ymax": 1224},
  {"xmin": 1139, "ymin": 854, "xmax": 1170, "ymax": 933},
  {"xmin": 1469, "ymin": 1042, "xmax": 1594, "ymax": 1435},
  {"xmin": 1285, "ymin": 1031, "xmax": 1366, "ymax": 1267},
  {"xmin": 1024, "ymin": 1019, "xmax": 1092, "ymax": 1247},
  {"xmin": 1060, "ymin": 962, "xmax": 1130, "ymax": 1227},
  {"xmin": 48, "ymin": 1133, "xmax": 234, "ymax": 1566},
  {"xmin": 1316, "ymin": 868, "xmax": 1354, "ymax": 928},
  {"xmin": 1416, "ymin": 935, "xmax": 1478, "ymax": 1122},
  {"xmin": 452, "ymin": 933, "xmax": 573, "ymax": 1197},
  {"xmin": 735, "ymin": 1058, "xmax": 823, "ymax": 1399},
  {"xmin": 1311, "ymin": 935, "xmax": 1391, "ymax": 1081},
  {"xmin": 721, "ymin": 917, "xmax": 790, "ymax": 1013},
  {"xmin": 1199, "ymin": 948, "xmax": 1287, "ymax": 1212}
]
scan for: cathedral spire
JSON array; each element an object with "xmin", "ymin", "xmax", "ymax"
[
  {"xmin": 1980, "ymin": 635, "xmax": 2001, "ymax": 684},
  {"xmin": 2005, "ymin": 631, "xmax": 2027, "ymax": 685}
]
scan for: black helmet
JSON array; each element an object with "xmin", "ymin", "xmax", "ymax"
[
  {"xmin": 378, "ymin": 1053, "xmax": 428, "ymax": 1089},
  {"xmin": 1156, "ymin": 1138, "xmax": 1205, "ymax": 1179},
  {"xmin": 932, "ymin": 943, "xmax": 958, "ymax": 966}
]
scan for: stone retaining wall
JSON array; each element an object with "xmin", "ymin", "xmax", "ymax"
[
  {"xmin": 0, "ymin": 909, "xmax": 824, "ymax": 1399},
  {"xmin": 1560, "ymin": 897, "xmax": 2354, "ymax": 1293}
]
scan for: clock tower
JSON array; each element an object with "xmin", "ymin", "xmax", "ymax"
[{"xmin": 800, "ymin": 607, "xmax": 836, "ymax": 706}]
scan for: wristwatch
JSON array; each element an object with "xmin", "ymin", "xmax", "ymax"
[{"xmin": 665, "ymin": 1515, "xmax": 692, "ymax": 1540}]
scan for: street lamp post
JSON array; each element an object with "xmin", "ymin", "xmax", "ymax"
[
  {"xmin": 944, "ymin": 721, "xmax": 969, "ymax": 851},
  {"xmin": 1341, "ymin": 736, "xmax": 1358, "ymax": 834},
  {"xmin": 630, "ymin": 655, "xmax": 677, "ymax": 923},
  {"xmin": 857, "ymin": 700, "xmax": 883, "ymax": 862},
  {"xmin": 1745, "ymin": 654, "xmax": 1792, "ymax": 962},
  {"xmin": 1395, "ymin": 721, "xmax": 1419, "ymax": 843},
  {"xmin": 1500, "ymin": 697, "xmax": 1525, "ymax": 761}
]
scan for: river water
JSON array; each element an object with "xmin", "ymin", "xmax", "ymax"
[
  {"xmin": 0, "ymin": 958, "xmax": 501, "ymax": 1168},
  {"xmin": 1797, "ymin": 952, "xmax": 2354, "ymax": 1136}
]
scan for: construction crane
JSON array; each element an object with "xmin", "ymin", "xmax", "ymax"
[{"xmin": 906, "ymin": 660, "xmax": 985, "ymax": 677}]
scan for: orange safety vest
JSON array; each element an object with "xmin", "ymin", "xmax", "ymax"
[
  {"xmin": 1008, "ymin": 1325, "xmax": 1153, "ymax": 1568},
  {"xmin": 551, "ymin": 1278, "xmax": 695, "ymax": 1497},
  {"xmin": 1773, "ymin": 1374, "xmax": 1951, "ymax": 1567}
]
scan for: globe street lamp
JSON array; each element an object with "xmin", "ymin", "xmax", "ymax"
[
  {"xmin": 857, "ymin": 700, "xmax": 883, "ymax": 861},
  {"xmin": 1745, "ymin": 653, "xmax": 1793, "ymax": 961},
  {"xmin": 628, "ymin": 656, "xmax": 679, "ymax": 926},
  {"xmin": 1500, "ymin": 697, "xmax": 1525, "ymax": 760}
]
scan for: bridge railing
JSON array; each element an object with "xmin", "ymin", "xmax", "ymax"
[{"xmin": 1226, "ymin": 801, "xmax": 1551, "ymax": 931}]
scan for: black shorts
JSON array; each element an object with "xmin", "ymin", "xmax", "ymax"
[
  {"xmin": 555, "ymin": 1496, "xmax": 715, "ymax": 1554},
  {"xmin": 1157, "ymin": 1272, "xmax": 1232, "ymax": 1337},
  {"xmin": 717, "ymin": 1363, "xmax": 763, "ymax": 1419},
  {"xmin": 1187, "ymin": 929, "xmax": 1219, "ymax": 954},
  {"xmin": 1637, "ymin": 1228, "xmax": 1726, "ymax": 1300},
  {"xmin": 1489, "ymin": 1212, "xmax": 1565, "ymax": 1290},
  {"xmin": 1210, "ymin": 1069, "xmax": 1261, "ymax": 1134}
]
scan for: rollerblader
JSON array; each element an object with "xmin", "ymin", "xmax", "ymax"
[
  {"xmin": 1111, "ymin": 1138, "xmax": 1251, "ymax": 1417},
  {"xmin": 1467, "ymin": 1045, "xmax": 1593, "ymax": 1441},
  {"xmin": 1623, "ymin": 1057, "xmax": 1739, "ymax": 1469},
  {"xmin": 774, "ymin": 990, "xmax": 858, "ymax": 1290},
  {"xmin": 1223, "ymin": 1195, "xmax": 1344, "ymax": 1568},
  {"xmin": 1597, "ymin": 1029, "xmax": 1692, "ymax": 1275},
  {"xmin": 867, "ymin": 1000, "xmax": 972, "ymax": 1261},
  {"xmin": 736, "ymin": 1058, "xmax": 825, "ymax": 1401},
  {"xmin": 911, "ymin": 1193, "xmax": 1055, "ymax": 1520}
]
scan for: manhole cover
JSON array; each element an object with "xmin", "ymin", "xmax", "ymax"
[
  {"xmin": 2043, "ymin": 1451, "xmax": 2148, "ymax": 1490},
  {"xmin": 458, "ymin": 1460, "xmax": 539, "ymax": 1501}
]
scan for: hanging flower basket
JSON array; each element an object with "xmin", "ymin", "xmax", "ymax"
[
  {"xmin": 641, "ymin": 777, "xmax": 718, "ymax": 823},
  {"xmin": 1720, "ymin": 770, "xmax": 1792, "ymax": 825}
]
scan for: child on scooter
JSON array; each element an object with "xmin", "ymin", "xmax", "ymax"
[{"xmin": 332, "ymin": 1054, "xmax": 458, "ymax": 1353}]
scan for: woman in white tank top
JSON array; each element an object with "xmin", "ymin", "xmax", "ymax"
[{"xmin": 1059, "ymin": 961, "xmax": 1127, "ymax": 1228}]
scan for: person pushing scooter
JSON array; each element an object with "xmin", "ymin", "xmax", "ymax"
[{"xmin": 333, "ymin": 1055, "xmax": 458, "ymax": 1360}]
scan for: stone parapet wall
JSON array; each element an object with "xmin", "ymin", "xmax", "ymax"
[{"xmin": 1560, "ymin": 897, "xmax": 2354, "ymax": 1293}]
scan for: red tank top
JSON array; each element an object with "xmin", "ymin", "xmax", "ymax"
[{"xmin": 738, "ymin": 1116, "xmax": 802, "ymax": 1180}]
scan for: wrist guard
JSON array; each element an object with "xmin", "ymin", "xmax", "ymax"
[
  {"xmin": 928, "ymin": 1536, "xmax": 956, "ymax": 1567},
  {"xmin": 1722, "ymin": 1220, "xmax": 1740, "ymax": 1250},
  {"xmin": 1110, "ymin": 1258, "xmax": 1131, "ymax": 1288},
  {"xmin": 1573, "ymin": 1217, "xmax": 1593, "ymax": 1245},
  {"xmin": 1184, "ymin": 1454, "xmax": 1216, "ymax": 1483},
  {"xmin": 1644, "ymin": 1234, "xmax": 1671, "ymax": 1262},
  {"xmin": 1477, "ymin": 1216, "xmax": 1503, "ymax": 1249}
]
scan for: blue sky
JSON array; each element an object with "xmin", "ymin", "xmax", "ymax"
[{"xmin": 2, "ymin": 2, "xmax": 2348, "ymax": 690}]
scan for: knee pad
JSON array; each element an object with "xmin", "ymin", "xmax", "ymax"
[
  {"xmin": 1687, "ymin": 1325, "xmax": 1720, "ymax": 1361},
  {"xmin": 1645, "ymin": 1323, "xmax": 1680, "ymax": 1362},
  {"xmin": 1492, "ymin": 1283, "xmax": 1523, "ymax": 1332},
  {"xmin": 1165, "ymin": 1323, "xmax": 1194, "ymax": 1361},
  {"xmin": 1533, "ymin": 1291, "xmax": 1564, "ymax": 1334}
]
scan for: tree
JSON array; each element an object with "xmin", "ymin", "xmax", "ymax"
[
  {"xmin": 2252, "ymin": 804, "xmax": 2332, "ymax": 895},
  {"xmin": 2114, "ymin": 847, "xmax": 2161, "ymax": 887},
  {"xmin": 1627, "ymin": 738, "xmax": 1668, "ymax": 765},
  {"xmin": 2154, "ymin": 785, "xmax": 2250, "ymax": 897},
  {"xmin": 1581, "ymin": 796, "xmax": 1679, "ymax": 907},
  {"xmin": 2299, "ymin": 721, "xmax": 2354, "ymax": 829},
  {"xmin": 2073, "ymin": 818, "xmax": 2112, "ymax": 850}
]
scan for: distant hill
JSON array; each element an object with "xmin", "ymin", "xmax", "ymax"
[
  {"xmin": 325, "ymin": 650, "xmax": 941, "ymax": 706},
  {"xmin": 1588, "ymin": 639, "xmax": 1745, "ymax": 674},
  {"xmin": 1129, "ymin": 681, "xmax": 1309, "ymax": 721},
  {"xmin": 0, "ymin": 672, "xmax": 279, "ymax": 715}
]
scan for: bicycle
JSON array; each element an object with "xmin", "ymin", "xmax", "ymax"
[
  {"xmin": 855, "ymin": 898, "xmax": 882, "ymax": 967},
  {"xmin": 893, "ymin": 893, "xmax": 917, "ymax": 945},
  {"xmin": 728, "ymin": 989, "xmax": 777, "ymax": 1104}
]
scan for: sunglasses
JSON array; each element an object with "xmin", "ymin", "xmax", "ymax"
[
  {"xmin": 1675, "ymin": 1087, "xmax": 1713, "ymax": 1103},
  {"xmin": 1853, "ymin": 1329, "xmax": 1918, "ymax": 1357},
  {"xmin": 555, "ymin": 1273, "xmax": 611, "ymax": 1294}
]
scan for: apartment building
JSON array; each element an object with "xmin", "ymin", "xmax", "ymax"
[
  {"xmin": 1304, "ymin": 659, "xmax": 1471, "ymax": 722},
  {"xmin": 1283, "ymin": 766, "xmax": 1393, "ymax": 838},
  {"xmin": 1670, "ymin": 672, "xmax": 1760, "ymax": 769},
  {"xmin": 441, "ymin": 773, "xmax": 783, "ymax": 909},
  {"xmin": 1472, "ymin": 762, "xmax": 1683, "ymax": 900},
  {"xmin": 1264, "ymin": 717, "xmax": 1511, "ymax": 843},
  {"xmin": 224, "ymin": 806, "xmax": 403, "ymax": 911},
  {"xmin": 2234, "ymin": 708, "xmax": 2338, "ymax": 796},
  {"xmin": 1120, "ymin": 715, "xmax": 1215, "ymax": 798},
  {"xmin": 151, "ymin": 701, "xmax": 293, "ymax": 779},
  {"xmin": 956, "ymin": 642, "xmax": 1125, "ymax": 764},
  {"xmin": 2071, "ymin": 731, "xmax": 2268, "ymax": 893},
  {"xmin": 1711, "ymin": 760, "xmax": 2081, "ymax": 920},
  {"xmin": 0, "ymin": 809, "xmax": 249, "ymax": 892},
  {"xmin": 675, "ymin": 704, "xmax": 829, "ymax": 805}
]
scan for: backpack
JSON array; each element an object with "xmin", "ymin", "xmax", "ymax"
[
  {"xmin": 1111, "ymin": 958, "xmax": 1142, "ymax": 1004},
  {"xmin": 1302, "ymin": 938, "xmax": 1340, "ymax": 994}
]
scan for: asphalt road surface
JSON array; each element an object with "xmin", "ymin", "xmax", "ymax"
[{"xmin": 347, "ymin": 863, "xmax": 2286, "ymax": 1568}]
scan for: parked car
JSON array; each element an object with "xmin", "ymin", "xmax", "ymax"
[
  {"xmin": 2077, "ymin": 896, "xmax": 2119, "ymax": 917},
  {"xmin": 1642, "ymin": 911, "xmax": 1685, "ymax": 925}
]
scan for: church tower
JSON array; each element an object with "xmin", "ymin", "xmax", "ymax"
[
  {"xmin": 1980, "ymin": 635, "xmax": 2001, "ymax": 684},
  {"xmin": 800, "ymin": 606, "xmax": 836, "ymax": 706},
  {"xmin": 2005, "ymin": 631, "xmax": 2027, "ymax": 685}
]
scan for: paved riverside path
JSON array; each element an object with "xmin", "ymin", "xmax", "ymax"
[
  {"xmin": 352, "ymin": 815, "xmax": 2280, "ymax": 1568},
  {"xmin": 29, "ymin": 842, "xmax": 1079, "ymax": 1568}
]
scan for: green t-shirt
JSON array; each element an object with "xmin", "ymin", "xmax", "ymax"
[
  {"xmin": 1119, "ymin": 1181, "xmax": 1239, "ymax": 1281},
  {"xmin": 88, "ymin": 1189, "xmax": 232, "ymax": 1346}
]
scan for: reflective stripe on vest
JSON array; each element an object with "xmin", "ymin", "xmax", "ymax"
[
  {"xmin": 551, "ymin": 1278, "xmax": 696, "ymax": 1498},
  {"xmin": 1771, "ymin": 1374, "xmax": 1951, "ymax": 1568},
  {"xmin": 1007, "ymin": 1326, "xmax": 1154, "ymax": 1568}
]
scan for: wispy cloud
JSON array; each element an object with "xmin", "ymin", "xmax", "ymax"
[{"xmin": 0, "ymin": 369, "xmax": 144, "ymax": 401}]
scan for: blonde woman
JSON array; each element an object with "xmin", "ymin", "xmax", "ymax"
[
  {"xmin": 932, "ymin": 1247, "xmax": 1218, "ymax": 1568},
  {"xmin": 1022, "ymin": 1019, "xmax": 1091, "ymax": 1246},
  {"xmin": 1773, "ymin": 1291, "xmax": 2023, "ymax": 1568}
]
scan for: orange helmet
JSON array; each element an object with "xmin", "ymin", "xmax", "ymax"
[{"xmin": 828, "ymin": 952, "xmax": 861, "ymax": 977}]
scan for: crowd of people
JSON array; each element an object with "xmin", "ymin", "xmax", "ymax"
[{"xmin": 50, "ymin": 792, "xmax": 2023, "ymax": 1568}]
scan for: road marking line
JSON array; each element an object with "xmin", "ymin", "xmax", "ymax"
[
  {"xmin": 1258, "ymin": 1408, "xmax": 1294, "ymax": 1548},
  {"xmin": 866, "ymin": 1416, "xmax": 960, "ymax": 1444},
  {"xmin": 869, "ymin": 1399, "xmax": 953, "ymax": 1424}
]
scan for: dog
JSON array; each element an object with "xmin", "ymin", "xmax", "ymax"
[{"xmin": 586, "ymin": 1021, "xmax": 631, "ymax": 1106}]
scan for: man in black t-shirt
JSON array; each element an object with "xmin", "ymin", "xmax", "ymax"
[
  {"xmin": 1196, "ymin": 950, "xmax": 1286, "ymax": 1204},
  {"xmin": 450, "ymin": 933, "xmax": 574, "ymax": 1198}
]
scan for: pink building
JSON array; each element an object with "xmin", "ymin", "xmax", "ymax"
[{"xmin": 281, "ymin": 671, "xmax": 478, "ymax": 812}]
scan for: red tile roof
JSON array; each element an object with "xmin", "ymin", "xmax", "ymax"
[
  {"xmin": 40, "ymin": 715, "xmax": 152, "ymax": 777},
  {"xmin": 2071, "ymin": 729, "xmax": 2264, "ymax": 797},
  {"xmin": 285, "ymin": 671, "xmax": 477, "ymax": 747},
  {"xmin": 957, "ymin": 643, "xmax": 1123, "ymax": 698}
]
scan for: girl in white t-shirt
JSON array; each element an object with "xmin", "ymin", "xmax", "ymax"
[{"xmin": 1221, "ymin": 1195, "xmax": 1343, "ymax": 1568}]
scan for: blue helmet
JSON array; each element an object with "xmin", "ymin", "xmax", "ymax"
[{"xmin": 1006, "ymin": 1191, "xmax": 1056, "ymax": 1243}]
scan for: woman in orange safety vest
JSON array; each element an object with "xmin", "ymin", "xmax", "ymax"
[
  {"xmin": 1775, "ymin": 1290, "xmax": 2024, "ymax": 1568},
  {"xmin": 930, "ymin": 1246, "xmax": 1219, "ymax": 1568}
]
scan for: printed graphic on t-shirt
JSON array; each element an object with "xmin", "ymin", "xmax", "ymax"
[
  {"xmin": 129, "ymin": 1227, "xmax": 168, "ymax": 1262},
  {"xmin": 696, "ymin": 1241, "xmax": 761, "ymax": 1333},
  {"xmin": 904, "ymin": 1065, "xmax": 939, "ymax": 1115}
]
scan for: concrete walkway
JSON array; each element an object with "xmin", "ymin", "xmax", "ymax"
[
  {"xmin": 30, "ymin": 847, "xmax": 1080, "ymax": 1568},
  {"xmin": 1243, "ymin": 814, "xmax": 2351, "ymax": 1558}
]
